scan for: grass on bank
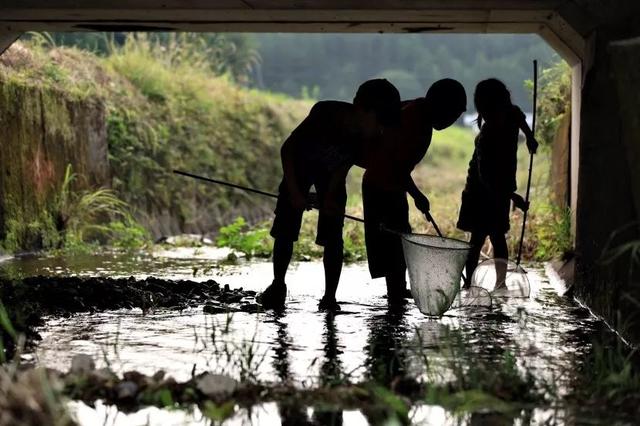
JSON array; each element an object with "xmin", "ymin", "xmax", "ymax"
[
  {"xmin": 0, "ymin": 36, "xmax": 571, "ymax": 261},
  {"xmin": 0, "ymin": 36, "xmax": 310, "ymax": 253}
]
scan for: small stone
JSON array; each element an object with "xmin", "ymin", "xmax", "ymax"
[
  {"xmin": 70, "ymin": 354, "xmax": 95, "ymax": 375},
  {"xmin": 123, "ymin": 370, "xmax": 147, "ymax": 386},
  {"xmin": 240, "ymin": 303, "xmax": 261, "ymax": 313},
  {"xmin": 203, "ymin": 303, "xmax": 228, "ymax": 314},
  {"xmin": 152, "ymin": 370, "xmax": 166, "ymax": 382},
  {"xmin": 195, "ymin": 373, "xmax": 238, "ymax": 398},
  {"xmin": 115, "ymin": 380, "xmax": 139, "ymax": 400},
  {"xmin": 90, "ymin": 368, "xmax": 116, "ymax": 383}
]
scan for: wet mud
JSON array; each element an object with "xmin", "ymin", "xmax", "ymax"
[{"xmin": 0, "ymin": 275, "xmax": 257, "ymax": 356}]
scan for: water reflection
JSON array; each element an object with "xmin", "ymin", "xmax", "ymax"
[
  {"xmin": 271, "ymin": 313, "xmax": 294, "ymax": 384},
  {"xmin": 364, "ymin": 304, "xmax": 410, "ymax": 385},
  {"xmin": 5, "ymin": 251, "xmax": 626, "ymax": 424},
  {"xmin": 313, "ymin": 313, "xmax": 345, "ymax": 426}
]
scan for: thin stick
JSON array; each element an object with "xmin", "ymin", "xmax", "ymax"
[
  {"xmin": 516, "ymin": 60, "xmax": 538, "ymax": 266},
  {"xmin": 173, "ymin": 170, "xmax": 365, "ymax": 223},
  {"xmin": 425, "ymin": 212, "xmax": 444, "ymax": 238}
]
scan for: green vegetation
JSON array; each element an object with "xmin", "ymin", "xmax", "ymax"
[
  {"xmin": 46, "ymin": 32, "xmax": 557, "ymax": 106},
  {"xmin": 2, "ymin": 33, "xmax": 572, "ymax": 261},
  {"xmin": 55, "ymin": 165, "xmax": 150, "ymax": 252},
  {"xmin": 216, "ymin": 217, "xmax": 272, "ymax": 258},
  {"xmin": 0, "ymin": 163, "xmax": 148, "ymax": 254},
  {"xmin": 531, "ymin": 61, "xmax": 572, "ymax": 148},
  {"xmin": 1, "ymin": 35, "xmax": 310, "ymax": 253},
  {"xmin": 101, "ymin": 34, "xmax": 310, "ymax": 234},
  {"xmin": 215, "ymin": 213, "xmax": 366, "ymax": 262}
]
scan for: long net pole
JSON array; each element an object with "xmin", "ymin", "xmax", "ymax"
[
  {"xmin": 173, "ymin": 169, "xmax": 365, "ymax": 223},
  {"xmin": 516, "ymin": 60, "xmax": 538, "ymax": 266}
]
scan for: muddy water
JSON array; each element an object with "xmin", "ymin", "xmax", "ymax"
[{"xmin": 1, "ymin": 248, "xmax": 611, "ymax": 424}]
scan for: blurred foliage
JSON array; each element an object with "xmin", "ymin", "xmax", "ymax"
[
  {"xmin": 527, "ymin": 61, "xmax": 572, "ymax": 146},
  {"xmin": 100, "ymin": 34, "xmax": 310, "ymax": 233},
  {"xmin": 28, "ymin": 32, "xmax": 260, "ymax": 85},
  {"xmin": 34, "ymin": 32, "xmax": 556, "ymax": 106},
  {"xmin": 254, "ymin": 34, "xmax": 557, "ymax": 106}
]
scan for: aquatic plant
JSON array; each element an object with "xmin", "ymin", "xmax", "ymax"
[{"xmin": 0, "ymin": 304, "xmax": 17, "ymax": 364}]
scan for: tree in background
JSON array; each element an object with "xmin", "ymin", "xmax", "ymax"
[{"xmin": 43, "ymin": 32, "xmax": 558, "ymax": 108}]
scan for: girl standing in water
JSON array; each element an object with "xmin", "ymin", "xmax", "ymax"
[{"xmin": 457, "ymin": 79, "xmax": 538, "ymax": 289}]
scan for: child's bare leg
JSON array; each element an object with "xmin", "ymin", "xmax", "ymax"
[
  {"xmin": 258, "ymin": 238, "xmax": 293, "ymax": 310},
  {"xmin": 322, "ymin": 239, "xmax": 343, "ymax": 303},
  {"xmin": 464, "ymin": 232, "xmax": 487, "ymax": 288},
  {"xmin": 489, "ymin": 232, "xmax": 508, "ymax": 289}
]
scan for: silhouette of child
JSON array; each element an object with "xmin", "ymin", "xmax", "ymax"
[
  {"xmin": 258, "ymin": 79, "xmax": 401, "ymax": 312},
  {"xmin": 457, "ymin": 79, "xmax": 538, "ymax": 290},
  {"xmin": 363, "ymin": 79, "xmax": 466, "ymax": 305}
]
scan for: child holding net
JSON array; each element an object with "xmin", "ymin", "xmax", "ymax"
[{"xmin": 457, "ymin": 79, "xmax": 538, "ymax": 290}]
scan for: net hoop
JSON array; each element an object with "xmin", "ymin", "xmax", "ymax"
[{"xmin": 400, "ymin": 233, "xmax": 471, "ymax": 251}]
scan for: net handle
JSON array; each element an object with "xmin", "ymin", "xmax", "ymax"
[
  {"xmin": 425, "ymin": 212, "xmax": 444, "ymax": 238},
  {"xmin": 516, "ymin": 60, "xmax": 538, "ymax": 266}
]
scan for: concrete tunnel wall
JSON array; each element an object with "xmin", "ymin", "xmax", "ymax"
[
  {"xmin": 574, "ymin": 28, "xmax": 640, "ymax": 339},
  {"xmin": 1, "ymin": 1, "xmax": 640, "ymax": 340}
]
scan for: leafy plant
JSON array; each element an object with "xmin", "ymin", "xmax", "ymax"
[
  {"xmin": 216, "ymin": 217, "xmax": 272, "ymax": 258},
  {"xmin": 55, "ymin": 164, "xmax": 149, "ymax": 251},
  {"xmin": 527, "ymin": 61, "xmax": 572, "ymax": 147},
  {"xmin": 530, "ymin": 202, "xmax": 572, "ymax": 260}
]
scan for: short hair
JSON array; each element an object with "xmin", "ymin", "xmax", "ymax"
[
  {"xmin": 353, "ymin": 79, "xmax": 401, "ymax": 126},
  {"xmin": 425, "ymin": 78, "xmax": 467, "ymax": 112}
]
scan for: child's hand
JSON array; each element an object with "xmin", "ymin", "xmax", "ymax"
[
  {"xmin": 414, "ymin": 193, "xmax": 431, "ymax": 215},
  {"xmin": 511, "ymin": 193, "xmax": 529, "ymax": 212},
  {"xmin": 526, "ymin": 135, "xmax": 539, "ymax": 154}
]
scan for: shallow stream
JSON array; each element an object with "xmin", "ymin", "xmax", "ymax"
[{"xmin": 0, "ymin": 247, "xmax": 624, "ymax": 425}]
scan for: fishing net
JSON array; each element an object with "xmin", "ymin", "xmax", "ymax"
[
  {"xmin": 400, "ymin": 233, "xmax": 470, "ymax": 316},
  {"xmin": 453, "ymin": 286, "xmax": 493, "ymax": 309},
  {"xmin": 471, "ymin": 258, "xmax": 531, "ymax": 298}
]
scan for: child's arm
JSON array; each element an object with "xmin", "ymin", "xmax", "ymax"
[
  {"xmin": 406, "ymin": 176, "xmax": 430, "ymax": 215},
  {"xmin": 280, "ymin": 137, "xmax": 307, "ymax": 210},
  {"xmin": 516, "ymin": 108, "xmax": 539, "ymax": 154}
]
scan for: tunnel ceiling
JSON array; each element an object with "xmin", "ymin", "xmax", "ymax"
[{"xmin": 2, "ymin": 1, "xmax": 640, "ymax": 64}]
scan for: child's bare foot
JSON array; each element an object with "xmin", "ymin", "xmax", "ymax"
[
  {"xmin": 257, "ymin": 281, "xmax": 286, "ymax": 310},
  {"xmin": 318, "ymin": 296, "xmax": 341, "ymax": 312},
  {"xmin": 492, "ymin": 282, "xmax": 508, "ymax": 294}
]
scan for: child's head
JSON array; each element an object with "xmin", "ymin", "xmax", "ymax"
[
  {"xmin": 474, "ymin": 78, "xmax": 512, "ymax": 127},
  {"xmin": 353, "ymin": 78, "xmax": 402, "ymax": 128},
  {"xmin": 424, "ymin": 79, "xmax": 467, "ymax": 130}
]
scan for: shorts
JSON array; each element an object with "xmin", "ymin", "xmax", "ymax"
[
  {"xmin": 363, "ymin": 181, "xmax": 411, "ymax": 279},
  {"xmin": 270, "ymin": 168, "xmax": 347, "ymax": 247}
]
